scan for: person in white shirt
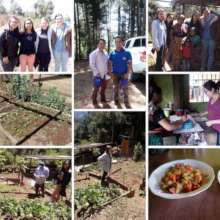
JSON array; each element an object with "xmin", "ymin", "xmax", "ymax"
[
  {"xmin": 34, "ymin": 161, "xmax": 49, "ymax": 197},
  {"xmin": 89, "ymin": 39, "xmax": 110, "ymax": 106},
  {"xmin": 98, "ymin": 145, "xmax": 112, "ymax": 186},
  {"xmin": 151, "ymin": 8, "xmax": 167, "ymax": 71}
]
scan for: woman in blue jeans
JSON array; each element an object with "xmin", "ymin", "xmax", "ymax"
[
  {"xmin": 151, "ymin": 8, "xmax": 167, "ymax": 71},
  {"xmin": 52, "ymin": 14, "xmax": 72, "ymax": 72}
]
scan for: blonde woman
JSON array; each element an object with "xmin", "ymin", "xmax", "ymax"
[{"xmin": 35, "ymin": 17, "xmax": 55, "ymax": 71}]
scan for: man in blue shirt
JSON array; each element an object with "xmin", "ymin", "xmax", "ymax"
[{"xmin": 109, "ymin": 36, "xmax": 132, "ymax": 107}]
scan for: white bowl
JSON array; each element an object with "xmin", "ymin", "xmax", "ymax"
[
  {"xmin": 217, "ymin": 170, "xmax": 220, "ymax": 184},
  {"xmin": 149, "ymin": 159, "xmax": 215, "ymax": 199}
]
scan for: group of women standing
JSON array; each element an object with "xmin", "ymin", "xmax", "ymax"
[
  {"xmin": 151, "ymin": 7, "xmax": 220, "ymax": 71},
  {"xmin": 0, "ymin": 14, "xmax": 72, "ymax": 72}
]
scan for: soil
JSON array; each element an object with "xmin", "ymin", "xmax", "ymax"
[
  {"xmin": 0, "ymin": 133, "xmax": 11, "ymax": 145},
  {"xmin": 0, "ymin": 173, "xmax": 50, "ymax": 201},
  {"xmin": 74, "ymin": 60, "xmax": 146, "ymax": 109},
  {"xmin": 23, "ymin": 120, "xmax": 72, "ymax": 146},
  {"xmin": 0, "ymin": 107, "xmax": 48, "ymax": 140},
  {"xmin": 75, "ymin": 159, "xmax": 146, "ymax": 220},
  {"xmin": 0, "ymin": 76, "xmax": 72, "ymax": 146}
]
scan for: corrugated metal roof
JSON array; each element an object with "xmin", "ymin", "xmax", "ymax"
[
  {"xmin": 173, "ymin": 0, "xmax": 220, "ymax": 6},
  {"xmin": 25, "ymin": 155, "xmax": 72, "ymax": 160}
]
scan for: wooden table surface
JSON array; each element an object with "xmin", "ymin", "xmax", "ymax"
[{"xmin": 149, "ymin": 149, "xmax": 220, "ymax": 220}]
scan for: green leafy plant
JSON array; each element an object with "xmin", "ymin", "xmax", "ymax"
[
  {"xmin": 75, "ymin": 183, "xmax": 121, "ymax": 212},
  {"xmin": 133, "ymin": 142, "xmax": 144, "ymax": 162},
  {"xmin": 0, "ymin": 197, "xmax": 71, "ymax": 220},
  {"xmin": 8, "ymin": 75, "xmax": 66, "ymax": 111},
  {"xmin": 8, "ymin": 75, "xmax": 31, "ymax": 101}
]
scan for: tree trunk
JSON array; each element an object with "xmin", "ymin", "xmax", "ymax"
[
  {"xmin": 74, "ymin": 2, "xmax": 78, "ymax": 60},
  {"xmin": 118, "ymin": 0, "xmax": 121, "ymax": 35},
  {"xmin": 84, "ymin": 3, "xmax": 91, "ymax": 58},
  {"xmin": 76, "ymin": 3, "xmax": 81, "ymax": 59},
  {"xmin": 130, "ymin": 1, "xmax": 135, "ymax": 37}
]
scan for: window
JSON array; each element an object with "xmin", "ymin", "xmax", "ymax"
[
  {"xmin": 133, "ymin": 39, "xmax": 141, "ymax": 47},
  {"xmin": 189, "ymin": 74, "xmax": 220, "ymax": 103},
  {"xmin": 124, "ymin": 40, "xmax": 131, "ymax": 48},
  {"xmin": 142, "ymin": 38, "xmax": 146, "ymax": 47}
]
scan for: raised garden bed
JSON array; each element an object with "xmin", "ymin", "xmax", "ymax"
[
  {"xmin": 74, "ymin": 159, "xmax": 145, "ymax": 220},
  {"xmin": 0, "ymin": 96, "xmax": 72, "ymax": 146}
]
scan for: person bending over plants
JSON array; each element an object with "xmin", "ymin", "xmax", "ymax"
[
  {"xmin": 52, "ymin": 160, "xmax": 71, "ymax": 202},
  {"xmin": 98, "ymin": 145, "xmax": 112, "ymax": 186}
]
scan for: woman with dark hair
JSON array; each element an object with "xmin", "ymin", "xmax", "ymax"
[
  {"xmin": 202, "ymin": 80, "xmax": 220, "ymax": 145},
  {"xmin": 170, "ymin": 14, "xmax": 187, "ymax": 71},
  {"xmin": 188, "ymin": 11, "xmax": 201, "ymax": 36},
  {"xmin": 0, "ymin": 16, "xmax": 20, "ymax": 71},
  {"xmin": 149, "ymin": 82, "xmax": 187, "ymax": 145},
  {"xmin": 165, "ymin": 13, "xmax": 174, "ymax": 63},
  {"xmin": 19, "ymin": 18, "xmax": 37, "ymax": 72},
  {"xmin": 52, "ymin": 160, "xmax": 71, "ymax": 202}
]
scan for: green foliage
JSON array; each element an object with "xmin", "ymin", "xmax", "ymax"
[
  {"xmin": 31, "ymin": 87, "xmax": 65, "ymax": 111},
  {"xmin": 10, "ymin": 0, "xmax": 24, "ymax": 16},
  {"xmin": 75, "ymin": 112, "xmax": 145, "ymax": 147},
  {"xmin": 0, "ymin": 197, "xmax": 71, "ymax": 219},
  {"xmin": 0, "ymin": 0, "xmax": 6, "ymax": 14},
  {"xmin": 75, "ymin": 183, "xmax": 121, "ymax": 211},
  {"xmin": 133, "ymin": 142, "xmax": 144, "ymax": 162},
  {"xmin": 92, "ymin": 148, "xmax": 101, "ymax": 158},
  {"xmin": 8, "ymin": 75, "xmax": 65, "ymax": 111},
  {"xmin": 34, "ymin": 0, "xmax": 54, "ymax": 19},
  {"xmin": 0, "ymin": 152, "xmax": 6, "ymax": 168},
  {"xmin": 8, "ymin": 75, "xmax": 31, "ymax": 101}
]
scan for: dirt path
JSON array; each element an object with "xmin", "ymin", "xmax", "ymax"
[
  {"xmin": 0, "ymin": 132, "xmax": 11, "ymax": 145},
  {"xmin": 74, "ymin": 60, "xmax": 146, "ymax": 109},
  {"xmin": 75, "ymin": 159, "xmax": 146, "ymax": 220}
]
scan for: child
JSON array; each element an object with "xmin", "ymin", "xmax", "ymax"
[{"xmin": 181, "ymin": 37, "xmax": 193, "ymax": 71}]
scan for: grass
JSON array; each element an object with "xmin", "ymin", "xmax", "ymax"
[{"xmin": 0, "ymin": 183, "xmax": 27, "ymax": 193}]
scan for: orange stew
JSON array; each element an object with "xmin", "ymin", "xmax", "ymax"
[{"xmin": 160, "ymin": 164, "xmax": 207, "ymax": 194}]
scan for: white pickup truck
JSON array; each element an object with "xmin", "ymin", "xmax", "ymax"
[{"xmin": 124, "ymin": 36, "xmax": 146, "ymax": 80}]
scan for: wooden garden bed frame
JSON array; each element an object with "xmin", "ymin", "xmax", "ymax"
[
  {"xmin": 0, "ymin": 92, "xmax": 72, "ymax": 145},
  {"xmin": 75, "ymin": 170, "xmax": 135, "ymax": 219}
]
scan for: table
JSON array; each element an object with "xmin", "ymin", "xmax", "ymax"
[{"xmin": 149, "ymin": 149, "xmax": 220, "ymax": 220}]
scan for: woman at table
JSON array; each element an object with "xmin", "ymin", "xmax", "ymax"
[
  {"xmin": 202, "ymin": 80, "xmax": 220, "ymax": 145},
  {"xmin": 149, "ymin": 83, "xmax": 187, "ymax": 145}
]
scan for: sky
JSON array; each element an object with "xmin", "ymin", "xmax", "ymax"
[
  {"xmin": 154, "ymin": 0, "xmax": 172, "ymax": 8},
  {"xmin": 2, "ymin": 0, "xmax": 73, "ymax": 18}
]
